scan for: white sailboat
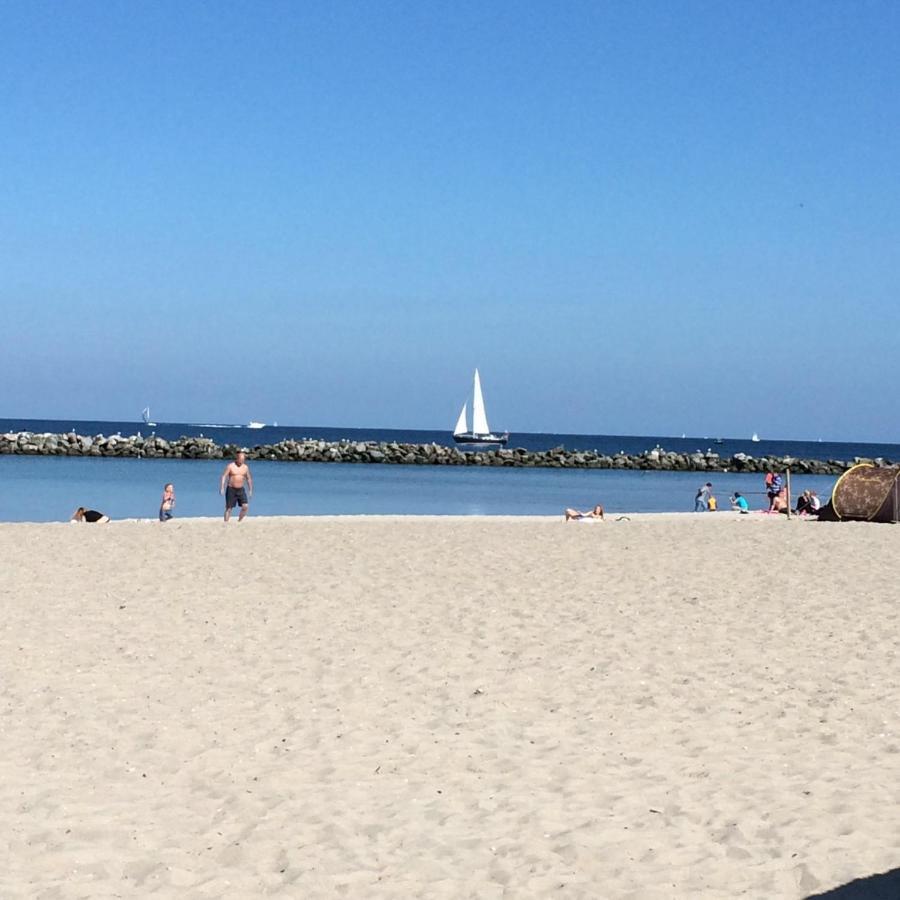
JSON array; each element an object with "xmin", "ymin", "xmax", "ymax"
[
  {"xmin": 751, "ymin": 432, "xmax": 760, "ymax": 442},
  {"xmin": 142, "ymin": 407, "xmax": 156, "ymax": 428},
  {"xmin": 452, "ymin": 369, "xmax": 509, "ymax": 445}
]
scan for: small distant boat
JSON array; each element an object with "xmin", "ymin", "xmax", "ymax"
[
  {"xmin": 247, "ymin": 421, "xmax": 266, "ymax": 430},
  {"xmin": 714, "ymin": 438, "xmax": 724, "ymax": 444},
  {"xmin": 751, "ymin": 432, "xmax": 760, "ymax": 442},
  {"xmin": 452, "ymin": 369, "xmax": 508, "ymax": 446},
  {"xmin": 142, "ymin": 407, "xmax": 157, "ymax": 428}
]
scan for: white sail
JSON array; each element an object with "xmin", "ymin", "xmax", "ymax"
[
  {"xmin": 142, "ymin": 407, "xmax": 151, "ymax": 424},
  {"xmin": 472, "ymin": 369, "xmax": 490, "ymax": 435},
  {"xmin": 453, "ymin": 403, "xmax": 468, "ymax": 436}
]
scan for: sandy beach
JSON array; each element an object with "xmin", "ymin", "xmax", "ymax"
[{"xmin": 1, "ymin": 513, "xmax": 898, "ymax": 898}]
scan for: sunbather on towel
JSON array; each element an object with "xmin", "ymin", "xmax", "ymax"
[{"xmin": 565, "ymin": 504, "xmax": 604, "ymax": 521}]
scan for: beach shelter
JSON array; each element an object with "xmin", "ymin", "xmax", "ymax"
[{"xmin": 817, "ymin": 463, "xmax": 900, "ymax": 522}]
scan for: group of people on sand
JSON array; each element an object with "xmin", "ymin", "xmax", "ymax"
[
  {"xmin": 795, "ymin": 489, "xmax": 821, "ymax": 515},
  {"xmin": 763, "ymin": 472, "xmax": 820, "ymax": 514},
  {"xmin": 694, "ymin": 481, "xmax": 753, "ymax": 513},
  {"xmin": 696, "ymin": 483, "xmax": 740, "ymax": 512},
  {"xmin": 688, "ymin": 472, "xmax": 821, "ymax": 516},
  {"xmin": 70, "ymin": 452, "xmax": 255, "ymax": 524},
  {"xmin": 560, "ymin": 470, "xmax": 826, "ymax": 520},
  {"xmin": 765, "ymin": 471, "xmax": 786, "ymax": 511}
]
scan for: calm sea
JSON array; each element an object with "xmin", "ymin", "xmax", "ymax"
[{"xmin": 1, "ymin": 418, "xmax": 895, "ymax": 523}]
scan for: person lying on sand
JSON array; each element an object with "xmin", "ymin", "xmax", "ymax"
[
  {"xmin": 71, "ymin": 507, "xmax": 109, "ymax": 523},
  {"xmin": 565, "ymin": 504, "xmax": 604, "ymax": 521}
]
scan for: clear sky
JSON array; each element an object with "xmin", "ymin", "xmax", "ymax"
[{"xmin": 2, "ymin": 2, "xmax": 898, "ymax": 440}]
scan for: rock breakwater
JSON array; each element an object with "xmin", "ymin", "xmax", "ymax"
[{"xmin": 0, "ymin": 432, "xmax": 889, "ymax": 475}]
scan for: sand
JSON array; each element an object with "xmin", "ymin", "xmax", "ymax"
[{"xmin": 1, "ymin": 513, "xmax": 898, "ymax": 898}]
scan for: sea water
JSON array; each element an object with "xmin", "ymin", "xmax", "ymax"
[
  {"xmin": 1, "ymin": 418, "xmax": 891, "ymax": 523},
  {"xmin": 0, "ymin": 454, "xmax": 840, "ymax": 523}
]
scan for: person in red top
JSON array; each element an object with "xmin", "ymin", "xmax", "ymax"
[{"xmin": 765, "ymin": 472, "xmax": 783, "ymax": 510}]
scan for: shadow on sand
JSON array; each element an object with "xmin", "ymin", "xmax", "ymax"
[{"xmin": 806, "ymin": 867, "xmax": 900, "ymax": 899}]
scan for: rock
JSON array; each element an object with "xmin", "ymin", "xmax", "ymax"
[{"xmin": 0, "ymin": 429, "xmax": 866, "ymax": 475}]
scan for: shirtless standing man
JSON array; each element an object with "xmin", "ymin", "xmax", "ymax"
[{"xmin": 220, "ymin": 450, "xmax": 253, "ymax": 521}]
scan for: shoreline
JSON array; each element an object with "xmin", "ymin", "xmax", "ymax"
[{"xmin": 0, "ymin": 510, "xmax": 833, "ymax": 528}]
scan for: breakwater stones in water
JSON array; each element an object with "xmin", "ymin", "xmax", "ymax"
[{"xmin": 0, "ymin": 432, "xmax": 891, "ymax": 475}]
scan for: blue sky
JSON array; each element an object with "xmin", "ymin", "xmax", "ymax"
[{"xmin": 2, "ymin": 1, "xmax": 898, "ymax": 440}]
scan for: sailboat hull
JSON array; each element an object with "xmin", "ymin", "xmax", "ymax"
[{"xmin": 452, "ymin": 432, "xmax": 509, "ymax": 446}]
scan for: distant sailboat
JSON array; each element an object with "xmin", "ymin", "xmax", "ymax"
[
  {"xmin": 452, "ymin": 369, "xmax": 509, "ymax": 446},
  {"xmin": 751, "ymin": 432, "xmax": 760, "ymax": 442},
  {"xmin": 142, "ymin": 407, "xmax": 156, "ymax": 428}
]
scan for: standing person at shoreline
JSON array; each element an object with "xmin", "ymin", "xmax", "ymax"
[
  {"xmin": 694, "ymin": 482, "xmax": 712, "ymax": 512},
  {"xmin": 220, "ymin": 451, "xmax": 253, "ymax": 522},
  {"xmin": 765, "ymin": 471, "xmax": 783, "ymax": 511},
  {"xmin": 159, "ymin": 482, "xmax": 176, "ymax": 522}
]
